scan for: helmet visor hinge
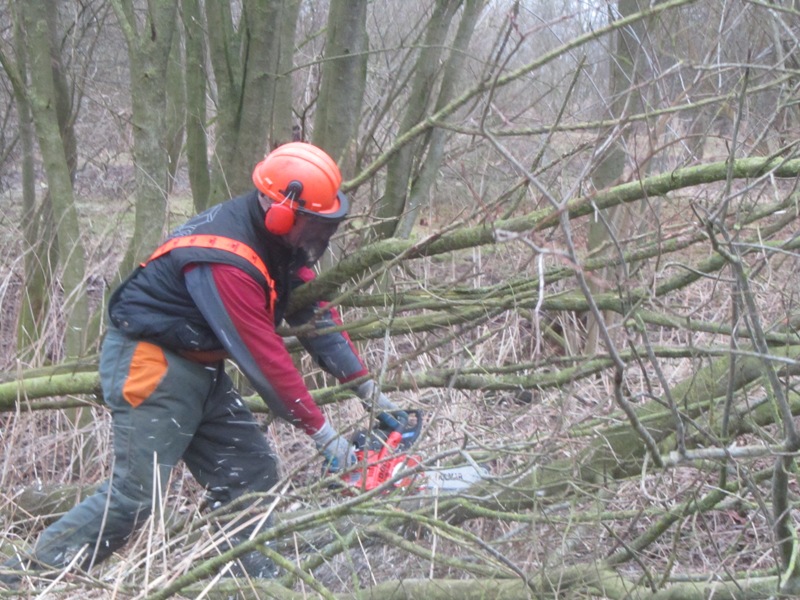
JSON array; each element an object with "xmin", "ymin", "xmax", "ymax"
[{"xmin": 281, "ymin": 180, "xmax": 305, "ymax": 205}]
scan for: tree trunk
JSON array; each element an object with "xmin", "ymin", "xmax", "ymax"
[
  {"xmin": 111, "ymin": 0, "xmax": 178, "ymax": 274},
  {"xmin": 165, "ymin": 28, "xmax": 186, "ymax": 196},
  {"xmin": 182, "ymin": 0, "xmax": 212, "ymax": 212},
  {"xmin": 584, "ymin": 0, "xmax": 650, "ymax": 356},
  {"xmin": 372, "ymin": 0, "xmax": 464, "ymax": 240},
  {"xmin": 395, "ymin": 0, "xmax": 485, "ymax": 239},
  {"xmin": 266, "ymin": 0, "xmax": 300, "ymax": 150},
  {"xmin": 8, "ymin": 6, "xmax": 54, "ymax": 363},
  {"xmin": 21, "ymin": 0, "xmax": 90, "ymax": 358},
  {"xmin": 206, "ymin": 0, "xmax": 298, "ymax": 203},
  {"xmin": 312, "ymin": 0, "xmax": 368, "ymax": 175}
]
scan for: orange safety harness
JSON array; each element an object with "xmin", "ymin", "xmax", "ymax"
[{"xmin": 143, "ymin": 235, "xmax": 277, "ymax": 313}]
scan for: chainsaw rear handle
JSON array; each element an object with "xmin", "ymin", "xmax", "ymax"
[
  {"xmin": 376, "ymin": 410, "xmax": 404, "ymax": 432},
  {"xmin": 391, "ymin": 409, "xmax": 423, "ymax": 450}
]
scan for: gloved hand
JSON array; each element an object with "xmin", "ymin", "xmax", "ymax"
[
  {"xmin": 355, "ymin": 380, "xmax": 408, "ymax": 430},
  {"xmin": 310, "ymin": 420, "xmax": 356, "ymax": 473}
]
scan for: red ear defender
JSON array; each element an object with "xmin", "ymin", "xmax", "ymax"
[{"xmin": 264, "ymin": 202, "xmax": 296, "ymax": 235}]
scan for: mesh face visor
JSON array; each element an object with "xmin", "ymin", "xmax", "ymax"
[{"xmin": 286, "ymin": 191, "xmax": 349, "ymax": 265}]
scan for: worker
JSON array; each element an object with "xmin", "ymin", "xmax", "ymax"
[{"xmin": 1, "ymin": 142, "xmax": 400, "ymax": 586}]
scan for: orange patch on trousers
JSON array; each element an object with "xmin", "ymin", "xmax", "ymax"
[{"xmin": 123, "ymin": 342, "xmax": 168, "ymax": 407}]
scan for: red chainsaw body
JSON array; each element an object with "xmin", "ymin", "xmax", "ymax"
[{"xmin": 345, "ymin": 430, "xmax": 424, "ymax": 492}]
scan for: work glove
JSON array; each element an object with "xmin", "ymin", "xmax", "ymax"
[
  {"xmin": 311, "ymin": 420, "xmax": 356, "ymax": 473},
  {"xmin": 355, "ymin": 380, "xmax": 408, "ymax": 430}
]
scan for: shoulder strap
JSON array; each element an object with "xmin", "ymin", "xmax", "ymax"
[{"xmin": 143, "ymin": 235, "xmax": 277, "ymax": 313}]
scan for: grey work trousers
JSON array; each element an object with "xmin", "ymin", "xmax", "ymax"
[{"xmin": 27, "ymin": 327, "xmax": 279, "ymax": 571}]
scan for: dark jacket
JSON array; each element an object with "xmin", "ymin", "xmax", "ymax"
[
  {"xmin": 109, "ymin": 190, "xmax": 297, "ymax": 351},
  {"xmin": 107, "ymin": 190, "xmax": 366, "ymax": 432}
]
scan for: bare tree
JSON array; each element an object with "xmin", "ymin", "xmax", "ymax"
[
  {"xmin": 205, "ymin": 0, "xmax": 300, "ymax": 203},
  {"xmin": 311, "ymin": 0, "xmax": 368, "ymax": 174},
  {"xmin": 6, "ymin": 0, "xmax": 800, "ymax": 598},
  {"xmin": 584, "ymin": 0, "xmax": 650, "ymax": 355},
  {"xmin": 13, "ymin": 0, "xmax": 89, "ymax": 358},
  {"xmin": 371, "ymin": 0, "xmax": 467, "ymax": 240},
  {"xmin": 109, "ymin": 0, "xmax": 178, "ymax": 275}
]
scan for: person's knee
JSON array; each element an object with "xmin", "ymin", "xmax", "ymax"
[
  {"xmin": 204, "ymin": 459, "xmax": 278, "ymax": 509},
  {"xmin": 111, "ymin": 456, "xmax": 176, "ymax": 503},
  {"xmin": 104, "ymin": 479, "xmax": 156, "ymax": 523},
  {"xmin": 241, "ymin": 451, "xmax": 280, "ymax": 498},
  {"xmin": 250, "ymin": 453, "xmax": 280, "ymax": 491}
]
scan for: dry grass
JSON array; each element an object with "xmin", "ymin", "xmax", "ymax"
[{"xmin": 3, "ymin": 151, "xmax": 800, "ymax": 599}]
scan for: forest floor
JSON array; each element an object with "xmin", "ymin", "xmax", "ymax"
[{"xmin": 0, "ymin": 159, "xmax": 792, "ymax": 598}]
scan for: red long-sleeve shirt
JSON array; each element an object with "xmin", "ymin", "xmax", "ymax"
[{"xmin": 185, "ymin": 263, "xmax": 367, "ymax": 434}]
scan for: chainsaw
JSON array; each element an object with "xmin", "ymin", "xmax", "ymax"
[{"xmin": 340, "ymin": 410, "xmax": 489, "ymax": 494}]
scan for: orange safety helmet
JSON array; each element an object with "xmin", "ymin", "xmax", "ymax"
[{"xmin": 252, "ymin": 142, "xmax": 345, "ymax": 235}]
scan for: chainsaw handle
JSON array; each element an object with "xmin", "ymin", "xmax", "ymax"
[
  {"xmin": 376, "ymin": 410, "xmax": 405, "ymax": 432},
  {"xmin": 397, "ymin": 409, "xmax": 423, "ymax": 449}
]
